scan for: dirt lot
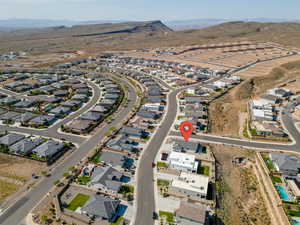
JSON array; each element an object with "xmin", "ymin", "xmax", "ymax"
[
  {"xmin": 211, "ymin": 145, "xmax": 271, "ymax": 225},
  {"xmin": 293, "ymin": 107, "xmax": 300, "ymax": 120},
  {"xmin": 0, "ymin": 153, "xmax": 45, "ymax": 203},
  {"xmin": 209, "ymin": 60, "xmax": 300, "ymax": 137}
]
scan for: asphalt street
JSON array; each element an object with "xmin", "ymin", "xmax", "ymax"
[
  {"xmin": 0, "ymin": 79, "xmax": 101, "ymax": 144},
  {"xmin": 0, "ymin": 75, "xmax": 138, "ymax": 225},
  {"xmin": 134, "ymin": 80, "xmax": 300, "ymax": 225},
  {"xmin": 134, "ymin": 83, "xmax": 202, "ymax": 225}
]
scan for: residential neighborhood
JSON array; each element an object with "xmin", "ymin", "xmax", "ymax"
[{"xmin": 2, "ymin": 8, "xmax": 300, "ymax": 225}]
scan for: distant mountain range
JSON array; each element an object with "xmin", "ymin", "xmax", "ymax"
[
  {"xmin": 165, "ymin": 18, "xmax": 300, "ymax": 30},
  {"xmin": 0, "ymin": 19, "xmax": 128, "ymax": 31},
  {"xmin": 0, "ymin": 18, "xmax": 299, "ymax": 32}
]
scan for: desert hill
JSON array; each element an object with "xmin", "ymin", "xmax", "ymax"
[{"xmin": 1, "ymin": 21, "xmax": 300, "ymax": 55}]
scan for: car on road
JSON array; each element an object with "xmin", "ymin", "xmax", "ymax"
[{"xmin": 152, "ymin": 162, "xmax": 156, "ymax": 168}]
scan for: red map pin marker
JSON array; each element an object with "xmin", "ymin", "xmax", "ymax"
[{"xmin": 179, "ymin": 121, "xmax": 193, "ymax": 141}]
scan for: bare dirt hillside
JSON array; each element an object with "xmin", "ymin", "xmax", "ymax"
[
  {"xmin": 1, "ymin": 21, "xmax": 300, "ymax": 55},
  {"xmin": 212, "ymin": 145, "xmax": 271, "ymax": 225},
  {"xmin": 209, "ymin": 60, "xmax": 300, "ymax": 137},
  {"xmin": 0, "ymin": 20, "xmax": 172, "ymax": 54}
]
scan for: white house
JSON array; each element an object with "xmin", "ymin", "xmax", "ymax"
[
  {"xmin": 186, "ymin": 88, "xmax": 195, "ymax": 95},
  {"xmin": 167, "ymin": 151, "xmax": 198, "ymax": 172},
  {"xmin": 213, "ymin": 80, "xmax": 227, "ymax": 89},
  {"xmin": 142, "ymin": 103, "xmax": 162, "ymax": 111},
  {"xmin": 251, "ymin": 99, "xmax": 273, "ymax": 110},
  {"xmin": 170, "ymin": 172, "xmax": 209, "ymax": 199}
]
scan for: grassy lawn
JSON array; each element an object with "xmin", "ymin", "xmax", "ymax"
[
  {"xmin": 110, "ymin": 217, "xmax": 124, "ymax": 225},
  {"xmin": 0, "ymin": 181, "xmax": 20, "ymax": 202},
  {"xmin": 91, "ymin": 151, "xmax": 102, "ymax": 163},
  {"xmin": 262, "ymin": 155, "xmax": 275, "ymax": 171},
  {"xmin": 157, "ymin": 179, "xmax": 170, "ymax": 186},
  {"xmin": 271, "ymin": 175, "xmax": 282, "ymax": 183},
  {"xmin": 288, "ymin": 210, "xmax": 300, "ymax": 217},
  {"xmin": 159, "ymin": 211, "xmax": 175, "ymax": 223},
  {"xmin": 77, "ymin": 176, "xmax": 91, "ymax": 185},
  {"xmin": 283, "ymin": 202, "xmax": 300, "ymax": 217},
  {"xmin": 197, "ymin": 165, "xmax": 210, "ymax": 176},
  {"xmin": 30, "ymin": 154, "xmax": 46, "ymax": 162},
  {"xmin": 157, "ymin": 161, "xmax": 168, "ymax": 169},
  {"xmin": 177, "ymin": 115, "xmax": 186, "ymax": 120},
  {"xmin": 119, "ymin": 184, "xmax": 134, "ymax": 194},
  {"xmin": 67, "ymin": 193, "xmax": 90, "ymax": 211}
]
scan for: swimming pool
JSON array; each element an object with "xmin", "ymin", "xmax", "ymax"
[
  {"xmin": 292, "ymin": 219, "xmax": 300, "ymax": 225},
  {"xmin": 276, "ymin": 185, "xmax": 291, "ymax": 201}
]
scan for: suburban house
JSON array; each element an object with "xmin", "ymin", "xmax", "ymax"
[
  {"xmin": 9, "ymin": 138, "xmax": 44, "ymax": 155},
  {"xmin": 72, "ymin": 94, "xmax": 88, "ymax": 102},
  {"xmin": 0, "ymin": 133, "xmax": 25, "ymax": 146},
  {"xmin": 0, "ymin": 97, "xmax": 20, "ymax": 105},
  {"xmin": 167, "ymin": 151, "xmax": 199, "ymax": 172},
  {"xmin": 67, "ymin": 119, "xmax": 93, "ymax": 134},
  {"xmin": 91, "ymin": 105, "xmax": 107, "ymax": 113},
  {"xmin": 184, "ymin": 96, "xmax": 204, "ymax": 104},
  {"xmin": 50, "ymin": 106, "xmax": 71, "ymax": 116},
  {"xmin": 29, "ymin": 115, "xmax": 56, "ymax": 126},
  {"xmin": 62, "ymin": 100, "xmax": 81, "ymax": 108},
  {"xmin": 53, "ymin": 90, "xmax": 69, "ymax": 97},
  {"xmin": 15, "ymin": 112, "xmax": 37, "ymax": 124},
  {"xmin": 270, "ymin": 152, "xmax": 300, "ymax": 176},
  {"xmin": 13, "ymin": 100, "xmax": 36, "ymax": 108},
  {"xmin": 170, "ymin": 172, "xmax": 209, "ymax": 199},
  {"xmin": 175, "ymin": 201, "xmax": 208, "ymax": 225},
  {"xmin": 81, "ymin": 195, "xmax": 120, "ymax": 222},
  {"xmin": 100, "ymin": 151, "xmax": 134, "ymax": 169},
  {"xmin": 142, "ymin": 103, "xmax": 164, "ymax": 111},
  {"xmin": 173, "ymin": 140, "xmax": 204, "ymax": 153},
  {"xmin": 90, "ymin": 165, "xmax": 124, "ymax": 193},
  {"xmin": 80, "ymin": 111, "xmax": 103, "ymax": 122},
  {"xmin": 261, "ymin": 94, "xmax": 279, "ymax": 104},
  {"xmin": 137, "ymin": 110, "xmax": 159, "ymax": 119},
  {"xmin": 0, "ymin": 111, "xmax": 21, "ymax": 121},
  {"xmin": 106, "ymin": 135, "xmax": 137, "ymax": 153},
  {"xmin": 32, "ymin": 140, "xmax": 64, "ymax": 159},
  {"xmin": 120, "ymin": 126, "xmax": 146, "ymax": 139}
]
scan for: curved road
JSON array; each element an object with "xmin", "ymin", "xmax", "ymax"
[
  {"xmin": 0, "ymin": 79, "xmax": 102, "ymax": 144},
  {"xmin": 134, "ymin": 81, "xmax": 300, "ymax": 225},
  {"xmin": 0, "ymin": 74, "xmax": 138, "ymax": 225}
]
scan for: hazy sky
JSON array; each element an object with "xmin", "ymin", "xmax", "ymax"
[{"xmin": 1, "ymin": 0, "xmax": 300, "ymax": 21}]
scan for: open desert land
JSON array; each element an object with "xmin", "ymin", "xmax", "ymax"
[
  {"xmin": 211, "ymin": 145, "xmax": 271, "ymax": 225},
  {"xmin": 236, "ymin": 54, "xmax": 300, "ymax": 79},
  {"xmin": 209, "ymin": 60, "xmax": 300, "ymax": 138},
  {"xmin": 0, "ymin": 153, "xmax": 45, "ymax": 203},
  {"xmin": 2, "ymin": 21, "xmax": 300, "ymax": 60}
]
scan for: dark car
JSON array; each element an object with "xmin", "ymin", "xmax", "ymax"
[{"xmin": 153, "ymin": 212, "xmax": 158, "ymax": 220}]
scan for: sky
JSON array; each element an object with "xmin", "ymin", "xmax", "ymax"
[{"xmin": 1, "ymin": 0, "xmax": 300, "ymax": 21}]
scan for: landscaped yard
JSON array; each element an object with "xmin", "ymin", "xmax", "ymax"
[
  {"xmin": 67, "ymin": 193, "xmax": 90, "ymax": 211},
  {"xmin": 262, "ymin": 155, "xmax": 275, "ymax": 171},
  {"xmin": 157, "ymin": 179, "xmax": 170, "ymax": 187},
  {"xmin": 110, "ymin": 216, "xmax": 124, "ymax": 225},
  {"xmin": 119, "ymin": 184, "xmax": 134, "ymax": 194},
  {"xmin": 271, "ymin": 175, "xmax": 282, "ymax": 183},
  {"xmin": 198, "ymin": 165, "xmax": 210, "ymax": 176},
  {"xmin": 90, "ymin": 151, "xmax": 102, "ymax": 163},
  {"xmin": 283, "ymin": 202, "xmax": 300, "ymax": 217},
  {"xmin": 157, "ymin": 161, "xmax": 168, "ymax": 169},
  {"xmin": 159, "ymin": 211, "xmax": 175, "ymax": 223},
  {"xmin": 77, "ymin": 176, "xmax": 91, "ymax": 185}
]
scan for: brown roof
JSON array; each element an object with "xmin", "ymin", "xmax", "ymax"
[{"xmin": 175, "ymin": 201, "xmax": 207, "ymax": 224}]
